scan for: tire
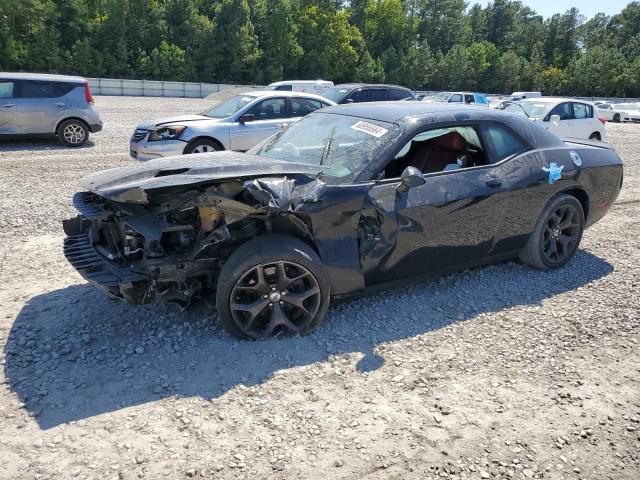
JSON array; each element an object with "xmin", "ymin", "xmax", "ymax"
[
  {"xmin": 519, "ymin": 194, "xmax": 585, "ymax": 271},
  {"xmin": 184, "ymin": 138, "xmax": 221, "ymax": 154},
  {"xmin": 57, "ymin": 119, "xmax": 89, "ymax": 147},
  {"xmin": 613, "ymin": 113, "xmax": 621, "ymax": 123},
  {"xmin": 216, "ymin": 234, "xmax": 331, "ymax": 340},
  {"xmin": 589, "ymin": 132, "xmax": 601, "ymax": 141}
]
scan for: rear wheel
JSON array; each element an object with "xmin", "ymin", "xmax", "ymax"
[
  {"xmin": 519, "ymin": 194, "xmax": 585, "ymax": 271},
  {"xmin": 613, "ymin": 113, "xmax": 621, "ymax": 123},
  {"xmin": 216, "ymin": 235, "xmax": 330, "ymax": 339},
  {"xmin": 58, "ymin": 119, "xmax": 89, "ymax": 147},
  {"xmin": 589, "ymin": 132, "xmax": 601, "ymax": 140},
  {"xmin": 184, "ymin": 138, "xmax": 221, "ymax": 154}
]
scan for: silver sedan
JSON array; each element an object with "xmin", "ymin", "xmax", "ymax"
[{"xmin": 129, "ymin": 91, "xmax": 335, "ymax": 161}]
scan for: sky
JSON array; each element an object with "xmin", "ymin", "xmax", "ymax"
[{"xmin": 476, "ymin": 0, "xmax": 631, "ymax": 19}]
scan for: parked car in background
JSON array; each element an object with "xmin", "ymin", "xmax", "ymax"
[
  {"xmin": 130, "ymin": 91, "xmax": 334, "ymax": 161},
  {"xmin": 425, "ymin": 91, "xmax": 489, "ymax": 106},
  {"xmin": 594, "ymin": 102, "xmax": 623, "ymax": 123},
  {"xmin": 322, "ymin": 84, "xmax": 415, "ymax": 104},
  {"xmin": 506, "ymin": 98, "xmax": 605, "ymax": 140},
  {"xmin": 613, "ymin": 103, "xmax": 640, "ymax": 123},
  {"xmin": 510, "ymin": 91, "xmax": 542, "ymax": 100},
  {"xmin": 0, "ymin": 72, "xmax": 102, "ymax": 147},
  {"xmin": 268, "ymin": 80, "xmax": 333, "ymax": 96}
]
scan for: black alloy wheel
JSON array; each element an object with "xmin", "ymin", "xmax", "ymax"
[
  {"xmin": 229, "ymin": 261, "xmax": 321, "ymax": 339},
  {"xmin": 542, "ymin": 204, "xmax": 581, "ymax": 265},
  {"xmin": 519, "ymin": 194, "xmax": 585, "ymax": 271}
]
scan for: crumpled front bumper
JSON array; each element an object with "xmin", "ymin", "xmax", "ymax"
[{"xmin": 63, "ymin": 229, "xmax": 147, "ymax": 303}]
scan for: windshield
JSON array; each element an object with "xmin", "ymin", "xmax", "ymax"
[
  {"xmin": 432, "ymin": 92, "xmax": 451, "ymax": 102},
  {"xmin": 506, "ymin": 102, "xmax": 549, "ymax": 118},
  {"xmin": 201, "ymin": 95, "xmax": 255, "ymax": 118},
  {"xmin": 255, "ymin": 112, "xmax": 398, "ymax": 183},
  {"xmin": 322, "ymin": 87, "xmax": 350, "ymax": 103}
]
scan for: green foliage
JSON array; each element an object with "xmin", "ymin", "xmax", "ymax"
[{"xmin": 0, "ymin": 0, "xmax": 638, "ymax": 96}]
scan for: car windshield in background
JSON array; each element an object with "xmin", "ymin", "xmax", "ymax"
[
  {"xmin": 322, "ymin": 87, "xmax": 349, "ymax": 103},
  {"xmin": 506, "ymin": 102, "xmax": 549, "ymax": 118},
  {"xmin": 257, "ymin": 113, "xmax": 397, "ymax": 183},
  {"xmin": 201, "ymin": 95, "xmax": 255, "ymax": 118}
]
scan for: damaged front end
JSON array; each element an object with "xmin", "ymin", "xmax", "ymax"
[{"xmin": 63, "ymin": 168, "xmax": 325, "ymax": 307}]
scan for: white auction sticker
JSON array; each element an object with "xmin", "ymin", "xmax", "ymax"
[{"xmin": 351, "ymin": 121, "xmax": 388, "ymax": 138}]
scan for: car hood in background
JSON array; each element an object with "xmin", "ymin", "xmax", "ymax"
[
  {"xmin": 79, "ymin": 151, "xmax": 323, "ymax": 203},
  {"xmin": 136, "ymin": 114, "xmax": 225, "ymax": 130}
]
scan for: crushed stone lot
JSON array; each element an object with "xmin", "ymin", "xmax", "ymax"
[{"xmin": 0, "ymin": 96, "xmax": 639, "ymax": 480}]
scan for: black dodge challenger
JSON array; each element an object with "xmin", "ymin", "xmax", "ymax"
[{"xmin": 63, "ymin": 103, "xmax": 623, "ymax": 339}]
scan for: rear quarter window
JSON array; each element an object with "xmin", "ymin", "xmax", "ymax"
[
  {"xmin": 19, "ymin": 81, "xmax": 77, "ymax": 98},
  {"xmin": 485, "ymin": 125, "xmax": 528, "ymax": 161}
]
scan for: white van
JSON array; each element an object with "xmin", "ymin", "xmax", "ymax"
[
  {"xmin": 511, "ymin": 91, "xmax": 542, "ymax": 100},
  {"xmin": 268, "ymin": 80, "xmax": 334, "ymax": 96}
]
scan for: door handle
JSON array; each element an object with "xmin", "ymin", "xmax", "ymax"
[
  {"xmin": 54, "ymin": 102, "xmax": 65, "ymax": 107},
  {"xmin": 485, "ymin": 178, "xmax": 502, "ymax": 188},
  {"xmin": 1, "ymin": 103, "xmax": 15, "ymax": 108}
]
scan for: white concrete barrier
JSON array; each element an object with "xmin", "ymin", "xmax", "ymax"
[{"xmin": 87, "ymin": 78, "xmax": 260, "ymax": 98}]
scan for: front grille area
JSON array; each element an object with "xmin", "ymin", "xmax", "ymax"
[
  {"xmin": 131, "ymin": 129, "xmax": 148, "ymax": 142},
  {"xmin": 72, "ymin": 191, "xmax": 109, "ymax": 220}
]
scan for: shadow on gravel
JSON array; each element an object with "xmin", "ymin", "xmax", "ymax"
[
  {"xmin": 0, "ymin": 139, "xmax": 95, "ymax": 152},
  {"xmin": 5, "ymin": 250, "xmax": 613, "ymax": 429}
]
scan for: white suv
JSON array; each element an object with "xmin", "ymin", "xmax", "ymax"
[{"xmin": 506, "ymin": 98, "xmax": 605, "ymax": 141}]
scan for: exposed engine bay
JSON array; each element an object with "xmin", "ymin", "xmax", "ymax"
[{"xmin": 63, "ymin": 174, "xmax": 325, "ymax": 307}]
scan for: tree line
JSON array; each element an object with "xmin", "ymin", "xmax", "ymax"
[{"xmin": 1, "ymin": 0, "xmax": 639, "ymax": 96}]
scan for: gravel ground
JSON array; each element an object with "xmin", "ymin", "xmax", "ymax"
[{"xmin": 0, "ymin": 97, "xmax": 638, "ymax": 480}]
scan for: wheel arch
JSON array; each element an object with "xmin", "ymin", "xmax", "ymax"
[
  {"xmin": 55, "ymin": 116, "xmax": 89, "ymax": 134},
  {"xmin": 183, "ymin": 136, "xmax": 224, "ymax": 153},
  {"xmin": 559, "ymin": 187, "xmax": 590, "ymax": 222}
]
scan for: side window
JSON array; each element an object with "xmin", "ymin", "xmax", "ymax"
[
  {"xmin": 383, "ymin": 125, "xmax": 487, "ymax": 178},
  {"xmin": 389, "ymin": 88, "xmax": 410, "ymax": 100},
  {"xmin": 547, "ymin": 102, "xmax": 572, "ymax": 120},
  {"xmin": 573, "ymin": 103, "xmax": 592, "ymax": 119},
  {"xmin": 449, "ymin": 94, "xmax": 463, "ymax": 103},
  {"xmin": 20, "ymin": 81, "xmax": 75, "ymax": 98},
  {"xmin": 291, "ymin": 97, "xmax": 325, "ymax": 117},
  {"xmin": 464, "ymin": 94, "xmax": 475, "ymax": 104},
  {"xmin": 0, "ymin": 81, "xmax": 15, "ymax": 99},
  {"xmin": 484, "ymin": 125, "xmax": 528, "ymax": 162},
  {"xmin": 246, "ymin": 97, "xmax": 288, "ymax": 120},
  {"xmin": 369, "ymin": 89, "xmax": 389, "ymax": 101},
  {"xmin": 275, "ymin": 85, "xmax": 293, "ymax": 91},
  {"xmin": 348, "ymin": 89, "xmax": 368, "ymax": 103}
]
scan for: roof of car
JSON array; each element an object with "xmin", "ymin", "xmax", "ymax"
[
  {"xmin": 268, "ymin": 80, "xmax": 332, "ymax": 85},
  {"xmin": 0, "ymin": 72, "xmax": 86, "ymax": 83},
  {"xmin": 332, "ymin": 83, "xmax": 411, "ymax": 91},
  {"xmin": 322, "ymin": 101, "xmax": 505, "ymax": 123},
  {"xmin": 519, "ymin": 97, "xmax": 594, "ymax": 105},
  {"xmin": 318, "ymin": 101, "xmax": 565, "ymax": 149},
  {"xmin": 240, "ymin": 90, "xmax": 334, "ymax": 102}
]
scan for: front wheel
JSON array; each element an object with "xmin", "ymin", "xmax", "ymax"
[
  {"xmin": 58, "ymin": 119, "xmax": 89, "ymax": 147},
  {"xmin": 613, "ymin": 113, "xmax": 621, "ymax": 123},
  {"xmin": 519, "ymin": 194, "xmax": 585, "ymax": 271},
  {"xmin": 184, "ymin": 138, "xmax": 221, "ymax": 154},
  {"xmin": 216, "ymin": 235, "xmax": 331, "ymax": 339},
  {"xmin": 589, "ymin": 132, "xmax": 601, "ymax": 141}
]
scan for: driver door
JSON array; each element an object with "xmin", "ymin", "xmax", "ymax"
[{"xmin": 360, "ymin": 125, "xmax": 503, "ymax": 286}]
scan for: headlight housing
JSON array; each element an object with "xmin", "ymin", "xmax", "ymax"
[{"xmin": 147, "ymin": 125, "xmax": 187, "ymax": 142}]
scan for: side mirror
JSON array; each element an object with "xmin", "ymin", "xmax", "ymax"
[
  {"xmin": 396, "ymin": 166, "xmax": 425, "ymax": 192},
  {"xmin": 344, "ymin": 98, "xmax": 355, "ymax": 104},
  {"xmin": 239, "ymin": 113, "xmax": 255, "ymax": 124},
  {"xmin": 549, "ymin": 114, "xmax": 561, "ymax": 125}
]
